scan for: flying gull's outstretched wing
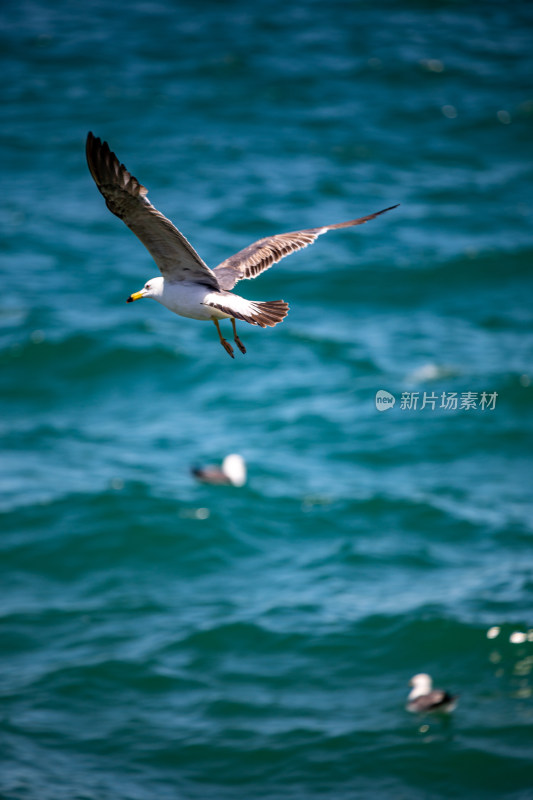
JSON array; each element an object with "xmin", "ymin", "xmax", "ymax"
[
  {"xmin": 213, "ymin": 204, "xmax": 399, "ymax": 291},
  {"xmin": 86, "ymin": 132, "xmax": 220, "ymax": 290}
]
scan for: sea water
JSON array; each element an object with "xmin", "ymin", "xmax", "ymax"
[{"xmin": 1, "ymin": 1, "xmax": 533, "ymax": 797}]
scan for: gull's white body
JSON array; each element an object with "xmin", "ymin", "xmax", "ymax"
[
  {"xmin": 141, "ymin": 277, "xmax": 227, "ymax": 321},
  {"xmin": 141, "ymin": 276, "xmax": 256, "ymax": 323}
]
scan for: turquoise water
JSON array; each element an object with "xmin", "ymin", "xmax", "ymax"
[{"xmin": 2, "ymin": 1, "xmax": 533, "ymax": 797}]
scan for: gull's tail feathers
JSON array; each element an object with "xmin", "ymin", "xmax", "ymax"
[
  {"xmin": 207, "ymin": 295, "xmax": 289, "ymax": 328},
  {"xmin": 248, "ymin": 300, "xmax": 289, "ymax": 328}
]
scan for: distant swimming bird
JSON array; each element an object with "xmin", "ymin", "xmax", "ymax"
[
  {"xmin": 406, "ymin": 673, "xmax": 458, "ymax": 714},
  {"xmin": 86, "ymin": 132, "xmax": 398, "ymax": 357},
  {"xmin": 191, "ymin": 454, "xmax": 247, "ymax": 487}
]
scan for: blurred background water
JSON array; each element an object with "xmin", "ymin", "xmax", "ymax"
[{"xmin": 1, "ymin": 0, "xmax": 533, "ymax": 798}]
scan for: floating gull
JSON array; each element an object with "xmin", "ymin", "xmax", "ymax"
[
  {"xmin": 86, "ymin": 132, "xmax": 398, "ymax": 357},
  {"xmin": 406, "ymin": 673, "xmax": 458, "ymax": 714},
  {"xmin": 191, "ymin": 454, "xmax": 247, "ymax": 487}
]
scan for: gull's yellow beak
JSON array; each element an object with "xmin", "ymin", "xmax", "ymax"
[{"xmin": 126, "ymin": 290, "xmax": 145, "ymax": 303}]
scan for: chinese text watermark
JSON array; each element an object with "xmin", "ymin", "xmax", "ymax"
[{"xmin": 375, "ymin": 390, "xmax": 498, "ymax": 412}]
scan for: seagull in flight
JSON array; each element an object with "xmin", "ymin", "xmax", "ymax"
[{"xmin": 86, "ymin": 132, "xmax": 398, "ymax": 358}]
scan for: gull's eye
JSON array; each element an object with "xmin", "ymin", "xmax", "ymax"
[{"xmin": 145, "ymin": 284, "xmax": 151, "ymax": 290}]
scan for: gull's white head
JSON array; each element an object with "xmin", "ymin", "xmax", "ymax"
[
  {"xmin": 127, "ymin": 276, "xmax": 164, "ymax": 303},
  {"xmin": 408, "ymin": 673, "xmax": 433, "ymax": 699},
  {"xmin": 221, "ymin": 454, "xmax": 247, "ymax": 487}
]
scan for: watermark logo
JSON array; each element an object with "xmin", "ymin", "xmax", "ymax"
[
  {"xmin": 375, "ymin": 390, "xmax": 396, "ymax": 412},
  {"xmin": 375, "ymin": 390, "xmax": 498, "ymax": 412}
]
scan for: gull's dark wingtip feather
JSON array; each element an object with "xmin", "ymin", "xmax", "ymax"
[
  {"xmin": 86, "ymin": 133, "xmax": 149, "ymax": 201},
  {"xmin": 86, "ymin": 131, "xmax": 109, "ymax": 187},
  {"xmin": 325, "ymin": 202, "xmax": 400, "ymax": 233},
  {"xmin": 372, "ymin": 202, "xmax": 400, "ymax": 216},
  {"xmin": 86, "ymin": 131, "xmax": 101, "ymax": 185},
  {"xmin": 86, "ymin": 131, "xmax": 101, "ymax": 156}
]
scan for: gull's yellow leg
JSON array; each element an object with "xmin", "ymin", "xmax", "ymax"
[
  {"xmin": 212, "ymin": 318, "xmax": 234, "ymax": 358},
  {"xmin": 231, "ymin": 318, "xmax": 247, "ymax": 354}
]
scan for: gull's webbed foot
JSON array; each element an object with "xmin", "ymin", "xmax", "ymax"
[
  {"xmin": 234, "ymin": 335, "xmax": 246, "ymax": 354},
  {"xmin": 220, "ymin": 338, "xmax": 235, "ymax": 358},
  {"xmin": 213, "ymin": 318, "xmax": 235, "ymax": 359},
  {"xmin": 231, "ymin": 319, "xmax": 247, "ymax": 354}
]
